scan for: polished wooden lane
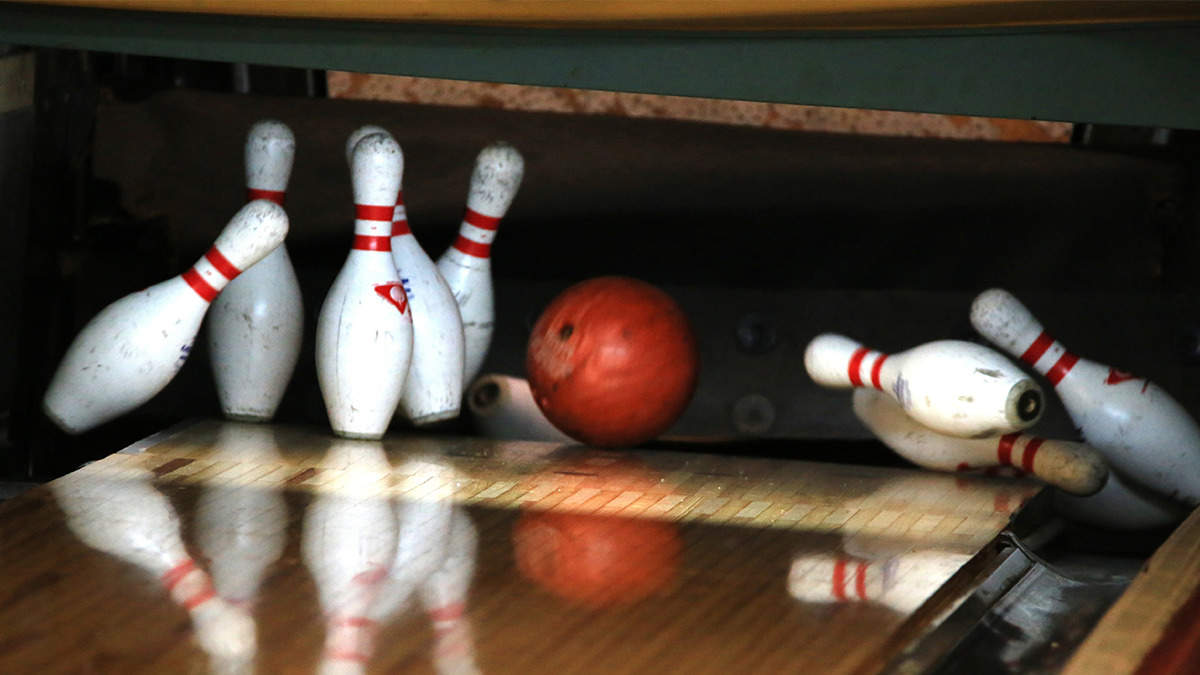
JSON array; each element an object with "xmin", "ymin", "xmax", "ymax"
[{"xmin": 0, "ymin": 420, "xmax": 1041, "ymax": 674}]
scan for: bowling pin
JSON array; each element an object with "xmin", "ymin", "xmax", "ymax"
[
  {"xmin": 972, "ymin": 288, "xmax": 1200, "ymax": 506},
  {"xmin": 852, "ymin": 389, "xmax": 1107, "ymax": 495},
  {"xmin": 194, "ymin": 423, "xmax": 289, "ymax": 609},
  {"xmin": 302, "ymin": 439, "xmax": 398, "ymax": 674},
  {"xmin": 208, "ymin": 120, "xmax": 304, "ymax": 422},
  {"xmin": 52, "ymin": 463, "xmax": 257, "ymax": 666},
  {"xmin": 804, "ymin": 333, "xmax": 1044, "ymax": 438},
  {"xmin": 437, "ymin": 142, "xmax": 525, "ymax": 385},
  {"xmin": 44, "ymin": 200, "xmax": 289, "ymax": 434},
  {"xmin": 466, "ymin": 373, "xmax": 574, "ymax": 443},
  {"xmin": 344, "ymin": 126, "xmax": 466, "ymax": 425},
  {"xmin": 787, "ymin": 549, "xmax": 972, "ymax": 614},
  {"xmin": 316, "ymin": 133, "xmax": 414, "ymax": 440}
]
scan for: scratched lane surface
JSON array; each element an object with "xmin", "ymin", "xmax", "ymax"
[{"xmin": 0, "ymin": 420, "xmax": 1041, "ymax": 674}]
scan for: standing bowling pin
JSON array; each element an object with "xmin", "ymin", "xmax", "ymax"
[
  {"xmin": 804, "ymin": 333, "xmax": 1044, "ymax": 438},
  {"xmin": 345, "ymin": 126, "xmax": 466, "ymax": 425},
  {"xmin": 44, "ymin": 200, "xmax": 289, "ymax": 434},
  {"xmin": 853, "ymin": 389, "xmax": 1107, "ymax": 495},
  {"xmin": 316, "ymin": 133, "xmax": 413, "ymax": 440},
  {"xmin": 208, "ymin": 120, "xmax": 304, "ymax": 422},
  {"xmin": 972, "ymin": 288, "xmax": 1200, "ymax": 507},
  {"xmin": 437, "ymin": 142, "xmax": 524, "ymax": 386}
]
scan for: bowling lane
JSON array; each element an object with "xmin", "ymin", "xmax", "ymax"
[{"xmin": 0, "ymin": 420, "xmax": 1041, "ymax": 673}]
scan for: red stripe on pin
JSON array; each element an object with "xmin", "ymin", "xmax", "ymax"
[
  {"xmin": 395, "ymin": 188, "xmax": 405, "ymax": 207},
  {"xmin": 463, "ymin": 208, "xmax": 500, "ymax": 230},
  {"xmin": 391, "ymin": 220, "xmax": 411, "ymax": 236},
  {"xmin": 162, "ymin": 559, "xmax": 197, "ymax": 590},
  {"xmin": 847, "ymin": 348, "xmax": 869, "ymax": 388},
  {"xmin": 205, "ymin": 247, "xmax": 241, "ymax": 280},
  {"xmin": 997, "ymin": 433, "xmax": 1019, "ymax": 467},
  {"xmin": 182, "ymin": 268, "xmax": 218, "ymax": 302},
  {"xmin": 1022, "ymin": 438, "xmax": 1044, "ymax": 473},
  {"xmin": 1020, "ymin": 332, "xmax": 1055, "ymax": 367},
  {"xmin": 1046, "ymin": 352, "xmax": 1079, "ymax": 386},
  {"xmin": 832, "ymin": 559, "xmax": 848, "ymax": 600},
  {"xmin": 247, "ymin": 188, "xmax": 285, "ymax": 205},
  {"xmin": 353, "ymin": 235, "xmax": 390, "ymax": 251},
  {"xmin": 356, "ymin": 204, "xmax": 394, "ymax": 221},
  {"xmin": 870, "ymin": 354, "xmax": 888, "ymax": 390},
  {"xmin": 452, "ymin": 235, "xmax": 491, "ymax": 258}
]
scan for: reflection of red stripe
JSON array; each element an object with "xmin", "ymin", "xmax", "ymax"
[
  {"xmin": 162, "ymin": 560, "xmax": 196, "ymax": 590},
  {"xmin": 464, "ymin": 208, "xmax": 500, "ymax": 230},
  {"xmin": 353, "ymin": 235, "xmax": 390, "ymax": 251},
  {"xmin": 1047, "ymin": 352, "xmax": 1079, "ymax": 386},
  {"xmin": 205, "ymin": 247, "xmax": 240, "ymax": 280},
  {"xmin": 870, "ymin": 354, "xmax": 888, "ymax": 390},
  {"xmin": 356, "ymin": 204, "xmax": 393, "ymax": 221},
  {"xmin": 847, "ymin": 348, "xmax": 869, "ymax": 387},
  {"xmin": 1021, "ymin": 331, "xmax": 1054, "ymax": 366},
  {"xmin": 181, "ymin": 586, "xmax": 216, "ymax": 610},
  {"xmin": 453, "ymin": 235, "xmax": 490, "ymax": 258},
  {"xmin": 182, "ymin": 268, "xmax": 218, "ymax": 302},
  {"xmin": 997, "ymin": 433, "xmax": 1018, "ymax": 466},
  {"xmin": 247, "ymin": 188, "xmax": 285, "ymax": 205},
  {"xmin": 391, "ymin": 220, "xmax": 411, "ymax": 236},
  {"xmin": 854, "ymin": 563, "xmax": 868, "ymax": 599},
  {"xmin": 328, "ymin": 649, "xmax": 371, "ymax": 664},
  {"xmin": 1022, "ymin": 438, "xmax": 1043, "ymax": 473},
  {"xmin": 429, "ymin": 602, "xmax": 465, "ymax": 622},
  {"xmin": 832, "ymin": 559, "xmax": 848, "ymax": 600}
]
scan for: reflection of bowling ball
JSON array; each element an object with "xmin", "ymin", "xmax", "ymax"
[
  {"xmin": 526, "ymin": 276, "xmax": 699, "ymax": 447},
  {"xmin": 513, "ymin": 510, "xmax": 682, "ymax": 609}
]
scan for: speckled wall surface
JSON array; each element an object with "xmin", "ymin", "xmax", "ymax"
[{"xmin": 327, "ymin": 72, "xmax": 1071, "ymax": 143}]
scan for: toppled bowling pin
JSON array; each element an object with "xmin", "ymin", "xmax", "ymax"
[
  {"xmin": 44, "ymin": 200, "xmax": 289, "ymax": 434},
  {"xmin": 208, "ymin": 120, "xmax": 304, "ymax": 422},
  {"xmin": 466, "ymin": 373, "xmax": 574, "ymax": 443},
  {"xmin": 52, "ymin": 462, "xmax": 256, "ymax": 666},
  {"xmin": 316, "ymin": 133, "xmax": 414, "ymax": 440},
  {"xmin": 345, "ymin": 126, "xmax": 466, "ymax": 425},
  {"xmin": 972, "ymin": 288, "xmax": 1200, "ymax": 506},
  {"xmin": 804, "ymin": 333, "xmax": 1044, "ymax": 437},
  {"xmin": 437, "ymin": 142, "xmax": 524, "ymax": 386},
  {"xmin": 853, "ymin": 389, "xmax": 1107, "ymax": 495}
]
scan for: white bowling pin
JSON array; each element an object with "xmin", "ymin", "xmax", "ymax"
[
  {"xmin": 466, "ymin": 373, "xmax": 574, "ymax": 443},
  {"xmin": 1053, "ymin": 469, "xmax": 1186, "ymax": 530},
  {"xmin": 787, "ymin": 549, "xmax": 971, "ymax": 614},
  {"xmin": 344, "ymin": 126, "xmax": 466, "ymax": 425},
  {"xmin": 44, "ymin": 200, "xmax": 289, "ymax": 434},
  {"xmin": 208, "ymin": 120, "xmax": 304, "ymax": 422},
  {"xmin": 972, "ymin": 288, "xmax": 1200, "ymax": 506},
  {"xmin": 194, "ymin": 423, "xmax": 288, "ymax": 609},
  {"xmin": 852, "ymin": 389, "xmax": 1107, "ymax": 495},
  {"xmin": 52, "ymin": 463, "xmax": 257, "ymax": 666},
  {"xmin": 437, "ymin": 142, "xmax": 524, "ymax": 385},
  {"xmin": 302, "ymin": 439, "xmax": 398, "ymax": 674},
  {"xmin": 804, "ymin": 333, "xmax": 1044, "ymax": 438},
  {"xmin": 316, "ymin": 133, "xmax": 414, "ymax": 440}
]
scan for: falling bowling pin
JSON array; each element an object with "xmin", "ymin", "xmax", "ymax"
[
  {"xmin": 437, "ymin": 142, "xmax": 524, "ymax": 386},
  {"xmin": 344, "ymin": 126, "xmax": 466, "ymax": 425},
  {"xmin": 44, "ymin": 200, "xmax": 289, "ymax": 434},
  {"xmin": 208, "ymin": 120, "xmax": 304, "ymax": 422},
  {"xmin": 804, "ymin": 333, "xmax": 1044, "ymax": 438},
  {"xmin": 852, "ymin": 388, "xmax": 1107, "ymax": 495},
  {"xmin": 316, "ymin": 133, "xmax": 413, "ymax": 440},
  {"xmin": 972, "ymin": 288, "xmax": 1200, "ymax": 507}
]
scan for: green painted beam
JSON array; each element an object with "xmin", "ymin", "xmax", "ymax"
[{"xmin": 2, "ymin": 3, "xmax": 1198, "ymax": 128}]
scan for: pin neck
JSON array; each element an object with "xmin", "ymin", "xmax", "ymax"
[
  {"xmin": 247, "ymin": 188, "xmax": 285, "ymax": 206},
  {"xmin": 354, "ymin": 202, "xmax": 394, "ymax": 250},
  {"xmin": 182, "ymin": 246, "xmax": 241, "ymax": 302}
]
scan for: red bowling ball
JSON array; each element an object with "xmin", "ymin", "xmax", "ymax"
[{"xmin": 526, "ymin": 276, "xmax": 699, "ymax": 447}]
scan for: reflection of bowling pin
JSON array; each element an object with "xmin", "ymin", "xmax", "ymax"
[
  {"xmin": 787, "ymin": 549, "xmax": 971, "ymax": 614},
  {"xmin": 437, "ymin": 143, "xmax": 524, "ymax": 386},
  {"xmin": 804, "ymin": 333, "xmax": 1043, "ymax": 438},
  {"xmin": 302, "ymin": 439, "xmax": 398, "ymax": 675},
  {"xmin": 466, "ymin": 373, "xmax": 574, "ymax": 443},
  {"xmin": 195, "ymin": 423, "xmax": 288, "ymax": 609},
  {"xmin": 44, "ymin": 200, "xmax": 289, "ymax": 434},
  {"xmin": 1054, "ymin": 469, "xmax": 1186, "ymax": 531},
  {"xmin": 421, "ymin": 510, "xmax": 480, "ymax": 675},
  {"xmin": 316, "ymin": 133, "xmax": 414, "ymax": 440},
  {"xmin": 52, "ymin": 464, "xmax": 256, "ymax": 668},
  {"xmin": 852, "ymin": 389, "xmax": 1107, "ymax": 495},
  {"xmin": 345, "ymin": 126, "xmax": 466, "ymax": 425},
  {"xmin": 209, "ymin": 120, "xmax": 304, "ymax": 422},
  {"xmin": 972, "ymin": 289, "xmax": 1200, "ymax": 506}
]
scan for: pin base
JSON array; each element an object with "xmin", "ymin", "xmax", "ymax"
[{"xmin": 409, "ymin": 408, "xmax": 462, "ymax": 426}]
